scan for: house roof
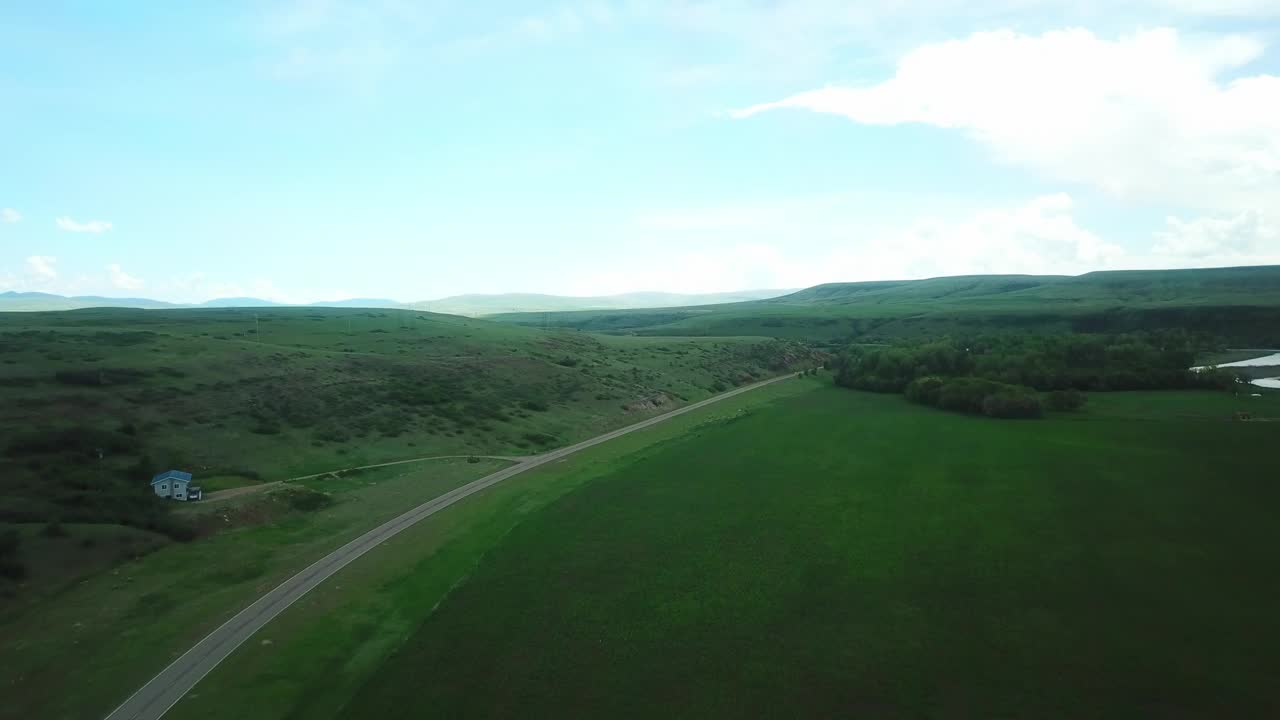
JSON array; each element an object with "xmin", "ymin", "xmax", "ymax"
[{"xmin": 150, "ymin": 470, "xmax": 193, "ymax": 485}]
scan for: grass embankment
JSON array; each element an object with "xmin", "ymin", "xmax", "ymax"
[
  {"xmin": 335, "ymin": 384, "xmax": 1280, "ymax": 719},
  {"xmin": 160, "ymin": 378, "xmax": 821, "ymax": 720},
  {"xmin": 0, "ymin": 458, "xmax": 507, "ymax": 720}
]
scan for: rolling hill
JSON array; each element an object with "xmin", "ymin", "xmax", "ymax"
[
  {"xmin": 492, "ymin": 266, "xmax": 1280, "ymax": 345},
  {"xmin": 410, "ymin": 289, "xmax": 793, "ymax": 316},
  {"xmin": 0, "ymin": 289, "xmax": 792, "ymax": 315}
]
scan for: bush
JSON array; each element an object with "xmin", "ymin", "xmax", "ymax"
[
  {"xmin": 41, "ymin": 520, "xmax": 68, "ymax": 538},
  {"xmin": 523, "ymin": 431, "xmax": 556, "ymax": 447},
  {"xmin": 982, "ymin": 389, "xmax": 1044, "ymax": 419},
  {"xmin": 0, "ymin": 530, "xmax": 24, "ymax": 580},
  {"xmin": 904, "ymin": 376, "xmax": 945, "ymax": 406},
  {"xmin": 53, "ymin": 367, "xmax": 151, "ymax": 386},
  {"xmin": 555, "ymin": 356, "xmax": 580, "ymax": 368},
  {"xmin": 7, "ymin": 426, "xmax": 141, "ymax": 457},
  {"xmin": 937, "ymin": 378, "xmax": 1010, "ymax": 414},
  {"xmin": 1046, "ymin": 389, "xmax": 1087, "ymax": 411},
  {"xmin": 276, "ymin": 486, "xmax": 334, "ymax": 512}
]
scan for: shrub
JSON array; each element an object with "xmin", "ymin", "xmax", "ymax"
[
  {"xmin": 1046, "ymin": 389, "xmax": 1087, "ymax": 411},
  {"xmin": 42, "ymin": 520, "xmax": 68, "ymax": 538},
  {"xmin": 7, "ymin": 426, "xmax": 141, "ymax": 457},
  {"xmin": 555, "ymin": 356, "xmax": 580, "ymax": 368},
  {"xmin": 904, "ymin": 376, "xmax": 945, "ymax": 407},
  {"xmin": 276, "ymin": 486, "xmax": 334, "ymax": 512},
  {"xmin": 982, "ymin": 389, "xmax": 1044, "ymax": 419},
  {"xmin": 54, "ymin": 367, "xmax": 151, "ymax": 386},
  {"xmin": 937, "ymin": 378, "xmax": 1009, "ymax": 414},
  {"xmin": 0, "ymin": 528, "xmax": 24, "ymax": 580}
]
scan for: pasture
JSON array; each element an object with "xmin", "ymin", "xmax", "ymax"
[{"xmin": 338, "ymin": 383, "xmax": 1280, "ymax": 719}]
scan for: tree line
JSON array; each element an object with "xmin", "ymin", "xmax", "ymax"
[{"xmin": 833, "ymin": 331, "xmax": 1241, "ymax": 419}]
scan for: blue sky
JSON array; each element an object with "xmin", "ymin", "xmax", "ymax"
[{"xmin": 1, "ymin": 1, "xmax": 1278, "ymax": 303}]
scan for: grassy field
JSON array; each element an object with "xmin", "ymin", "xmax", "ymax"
[
  {"xmin": 325, "ymin": 383, "xmax": 1280, "ymax": 719},
  {"xmin": 157, "ymin": 378, "xmax": 818, "ymax": 720},
  {"xmin": 0, "ymin": 375, "xmax": 818, "ymax": 720},
  {"xmin": 0, "ymin": 457, "xmax": 509, "ymax": 720},
  {"xmin": 0, "ymin": 307, "xmax": 819, "ymax": 601},
  {"xmin": 493, "ymin": 266, "xmax": 1280, "ymax": 345}
]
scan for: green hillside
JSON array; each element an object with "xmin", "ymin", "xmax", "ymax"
[
  {"xmin": 0, "ymin": 289, "xmax": 792, "ymax": 315},
  {"xmin": 410, "ymin": 289, "xmax": 792, "ymax": 316},
  {"xmin": 0, "ymin": 307, "xmax": 819, "ymax": 584},
  {"xmin": 492, "ymin": 266, "xmax": 1280, "ymax": 345}
]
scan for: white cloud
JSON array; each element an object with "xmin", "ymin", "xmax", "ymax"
[
  {"xmin": 1, "ymin": 208, "xmax": 20, "ymax": 224},
  {"xmin": 1150, "ymin": 0, "xmax": 1280, "ymax": 15},
  {"xmin": 579, "ymin": 193, "xmax": 1127, "ymax": 295},
  {"xmin": 26, "ymin": 256, "xmax": 57, "ymax": 281},
  {"xmin": 106, "ymin": 263, "xmax": 145, "ymax": 291},
  {"xmin": 733, "ymin": 28, "xmax": 1280, "ymax": 212},
  {"xmin": 810, "ymin": 193, "xmax": 1128, "ymax": 283},
  {"xmin": 259, "ymin": 0, "xmax": 430, "ymax": 84},
  {"xmin": 1150, "ymin": 211, "xmax": 1280, "ymax": 266},
  {"xmin": 56, "ymin": 216, "xmax": 113, "ymax": 233}
]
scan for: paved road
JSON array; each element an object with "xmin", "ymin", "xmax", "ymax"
[{"xmin": 104, "ymin": 373, "xmax": 798, "ymax": 720}]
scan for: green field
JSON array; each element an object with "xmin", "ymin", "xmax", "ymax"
[
  {"xmin": 493, "ymin": 266, "xmax": 1280, "ymax": 345},
  {"xmin": 0, "ymin": 307, "xmax": 819, "ymax": 598},
  {"xmin": 157, "ymin": 377, "xmax": 820, "ymax": 720},
  {"xmin": 0, "ymin": 457, "xmax": 508, "ymax": 720},
  {"xmin": 0, "ymin": 375, "xmax": 817, "ymax": 720},
  {"xmin": 325, "ymin": 384, "xmax": 1280, "ymax": 719}
]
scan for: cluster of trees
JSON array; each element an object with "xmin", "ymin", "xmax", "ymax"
[
  {"xmin": 3, "ymin": 424, "xmax": 197, "ymax": 541},
  {"xmin": 834, "ymin": 331, "xmax": 1239, "ymax": 419}
]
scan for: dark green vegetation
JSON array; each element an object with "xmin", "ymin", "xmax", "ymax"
[
  {"xmin": 340, "ymin": 384, "xmax": 1280, "ymax": 719},
  {"xmin": 0, "ymin": 307, "xmax": 819, "ymax": 593},
  {"xmin": 494, "ymin": 266, "xmax": 1280, "ymax": 346},
  {"xmin": 834, "ymin": 331, "xmax": 1241, "ymax": 419},
  {"xmin": 0, "ymin": 458, "xmax": 507, "ymax": 720}
]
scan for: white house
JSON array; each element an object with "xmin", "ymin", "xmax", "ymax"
[{"xmin": 151, "ymin": 470, "xmax": 202, "ymax": 501}]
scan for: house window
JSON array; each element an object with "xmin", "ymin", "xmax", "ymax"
[{"xmin": 162, "ymin": 484, "xmax": 168, "ymax": 490}]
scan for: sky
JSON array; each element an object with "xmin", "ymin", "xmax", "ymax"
[{"xmin": 1, "ymin": 1, "xmax": 1278, "ymax": 303}]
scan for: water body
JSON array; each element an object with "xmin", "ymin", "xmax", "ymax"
[{"xmin": 1252, "ymin": 378, "xmax": 1280, "ymax": 389}]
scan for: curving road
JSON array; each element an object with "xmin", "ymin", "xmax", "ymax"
[{"xmin": 104, "ymin": 373, "xmax": 798, "ymax": 720}]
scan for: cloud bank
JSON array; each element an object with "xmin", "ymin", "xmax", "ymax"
[
  {"xmin": 56, "ymin": 216, "xmax": 114, "ymax": 233},
  {"xmin": 734, "ymin": 28, "xmax": 1280, "ymax": 212}
]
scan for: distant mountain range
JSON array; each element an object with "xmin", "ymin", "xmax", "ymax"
[{"xmin": 0, "ymin": 289, "xmax": 793, "ymax": 315}]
